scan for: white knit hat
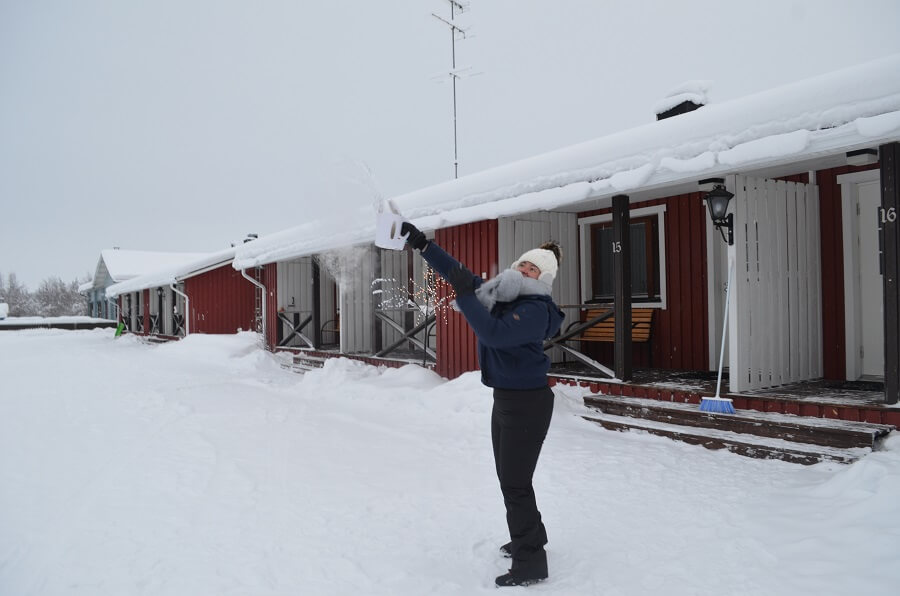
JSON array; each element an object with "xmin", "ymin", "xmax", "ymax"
[{"xmin": 511, "ymin": 247, "xmax": 559, "ymax": 285}]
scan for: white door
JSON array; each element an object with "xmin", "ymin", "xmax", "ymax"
[{"xmin": 858, "ymin": 180, "xmax": 885, "ymax": 377}]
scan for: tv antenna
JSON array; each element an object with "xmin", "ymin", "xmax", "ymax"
[{"xmin": 432, "ymin": 0, "xmax": 473, "ymax": 179}]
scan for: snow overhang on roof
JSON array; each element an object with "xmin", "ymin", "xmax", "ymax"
[
  {"xmin": 78, "ymin": 281, "xmax": 94, "ymax": 293},
  {"xmin": 233, "ymin": 53, "xmax": 900, "ymax": 269},
  {"xmin": 98, "ymin": 249, "xmax": 211, "ymax": 283},
  {"xmin": 105, "ymin": 248, "xmax": 234, "ymax": 298}
]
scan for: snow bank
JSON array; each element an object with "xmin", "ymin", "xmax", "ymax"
[{"xmin": 1, "ymin": 331, "xmax": 898, "ymax": 595}]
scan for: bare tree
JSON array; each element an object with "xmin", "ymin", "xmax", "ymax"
[
  {"xmin": 34, "ymin": 277, "xmax": 88, "ymax": 317},
  {"xmin": 0, "ymin": 272, "xmax": 38, "ymax": 316}
]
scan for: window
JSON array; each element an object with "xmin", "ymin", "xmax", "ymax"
[
  {"xmin": 590, "ymin": 215, "xmax": 660, "ymax": 302},
  {"xmin": 579, "ymin": 205, "xmax": 667, "ymax": 307}
]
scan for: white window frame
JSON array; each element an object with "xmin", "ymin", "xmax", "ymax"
[{"xmin": 578, "ymin": 204, "xmax": 667, "ymax": 309}]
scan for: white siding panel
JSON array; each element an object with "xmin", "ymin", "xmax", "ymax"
[
  {"xmin": 277, "ymin": 258, "xmax": 313, "ymax": 347},
  {"xmin": 800, "ymin": 183, "xmax": 811, "ymax": 379},
  {"xmin": 809, "ymin": 185, "xmax": 823, "ymax": 377},
  {"xmin": 775, "ymin": 181, "xmax": 790, "ymax": 386},
  {"xmin": 340, "ymin": 246, "xmax": 375, "ymax": 354},
  {"xmin": 732, "ymin": 178, "xmax": 752, "ymax": 391},
  {"xmin": 499, "ymin": 212, "xmax": 579, "ymax": 363},
  {"xmin": 377, "ymin": 248, "xmax": 409, "ymax": 349},
  {"xmin": 731, "ymin": 175, "xmax": 822, "ymax": 392}
]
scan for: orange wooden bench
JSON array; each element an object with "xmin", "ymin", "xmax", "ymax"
[
  {"xmin": 547, "ymin": 307, "xmax": 657, "ymax": 376},
  {"xmin": 575, "ymin": 307, "xmax": 655, "ymax": 344}
]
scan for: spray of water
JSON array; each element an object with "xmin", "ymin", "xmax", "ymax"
[{"xmin": 315, "ymin": 246, "xmax": 371, "ymax": 286}]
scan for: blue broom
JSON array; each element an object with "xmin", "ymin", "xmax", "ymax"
[{"xmin": 700, "ymin": 260, "xmax": 736, "ymax": 414}]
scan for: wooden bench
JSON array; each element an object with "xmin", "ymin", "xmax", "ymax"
[
  {"xmin": 545, "ymin": 306, "xmax": 657, "ymax": 377},
  {"xmin": 563, "ymin": 307, "xmax": 655, "ymax": 368},
  {"xmin": 574, "ymin": 308, "xmax": 655, "ymax": 344}
]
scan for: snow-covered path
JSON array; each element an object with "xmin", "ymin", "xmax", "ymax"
[{"xmin": 1, "ymin": 330, "xmax": 898, "ymax": 595}]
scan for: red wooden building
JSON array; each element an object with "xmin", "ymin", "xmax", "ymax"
[
  {"xmin": 231, "ymin": 54, "xmax": 900, "ymax": 417},
  {"xmin": 107, "ymin": 246, "xmax": 265, "ymax": 340}
]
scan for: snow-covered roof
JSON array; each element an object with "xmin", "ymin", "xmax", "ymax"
[
  {"xmin": 233, "ymin": 53, "xmax": 900, "ymax": 268},
  {"xmin": 105, "ymin": 246, "xmax": 239, "ymax": 298},
  {"xmin": 95, "ymin": 249, "xmax": 210, "ymax": 284}
]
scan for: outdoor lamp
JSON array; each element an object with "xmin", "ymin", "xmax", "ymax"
[{"xmin": 705, "ymin": 184, "xmax": 734, "ymax": 245}]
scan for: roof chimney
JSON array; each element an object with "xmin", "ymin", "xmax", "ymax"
[
  {"xmin": 243, "ymin": 233, "xmax": 259, "ymax": 244},
  {"xmin": 654, "ymin": 80, "xmax": 711, "ymax": 121}
]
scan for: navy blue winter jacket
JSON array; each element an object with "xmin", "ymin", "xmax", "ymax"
[{"xmin": 421, "ymin": 242, "xmax": 565, "ymax": 390}]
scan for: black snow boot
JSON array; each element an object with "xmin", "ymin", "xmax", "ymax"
[
  {"xmin": 499, "ymin": 542, "xmax": 512, "ymax": 558},
  {"xmin": 495, "ymin": 571, "xmax": 547, "ymax": 588},
  {"xmin": 495, "ymin": 548, "xmax": 548, "ymax": 587}
]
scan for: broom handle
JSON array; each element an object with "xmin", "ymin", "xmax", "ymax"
[{"xmin": 715, "ymin": 260, "xmax": 734, "ymax": 399}]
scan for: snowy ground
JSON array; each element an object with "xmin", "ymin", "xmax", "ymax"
[{"xmin": 1, "ymin": 330, "xmax": 898, "ymax": 596}]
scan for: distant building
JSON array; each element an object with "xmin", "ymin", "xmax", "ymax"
[{"xmin": 80, "ymin": 249, "xmax": 208, "ymax": 319}]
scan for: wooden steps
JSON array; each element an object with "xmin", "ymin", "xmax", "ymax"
[
  {"xmin": 549, "ymin": 376, "xmax": 900, "ymax": 426},
  {"xmin": 583, "ymin": 394, "xmax": 894, "ymax": 465},
  {"xmin": 281, "ymin": 353, "xmax": 328, "ymax": 373}
]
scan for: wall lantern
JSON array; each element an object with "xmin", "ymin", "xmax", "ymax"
[{"xmin": 700, "ymin": 178, "xmax": 734, "ymax": 245}]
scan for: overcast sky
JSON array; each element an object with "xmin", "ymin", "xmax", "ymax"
[{"xmin": 2, "ymin": 0, "xmax": 900, "ymax": 289}]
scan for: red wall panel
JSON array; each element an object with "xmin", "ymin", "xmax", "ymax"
[
  {"xmin": 184, "ymin": 265, "xmax": 257, "ymax": 335},
  {"xmin": 434, "ymin": 220, "xmax": 499, "ymax": 379},
  {"xmin": 578, "ymin": 193, "xmax": 710, "ymax": 371},
  {"xmin": 263, "ymin": 263, "xmax": 278, "ymax": 350}
]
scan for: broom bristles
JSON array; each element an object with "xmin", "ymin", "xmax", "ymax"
[{"xmin": 699, "ymin": 396, "xmax": 736, "ymax": 414}]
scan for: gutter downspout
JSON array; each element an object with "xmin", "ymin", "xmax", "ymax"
[
  {"xmin": 240, "ymin": 268, "xmax": 267, "ymax": 347},
  {"xmin": 169, "ymin": 284, "xmax": 190, "ymax": 336}
]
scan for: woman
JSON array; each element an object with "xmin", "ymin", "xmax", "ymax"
[{"xmin": 401, "ymin": 221, "xmax": 564, "ymax": 588}]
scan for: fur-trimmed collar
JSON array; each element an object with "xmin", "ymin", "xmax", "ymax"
[{"xmin": 456, "ymin": 268, "xmax": 552, "ymax": 311}]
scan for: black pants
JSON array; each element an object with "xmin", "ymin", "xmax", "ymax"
[{"xmin": 491, "ymin": 386, "xmax": 554, "ymax": 577}]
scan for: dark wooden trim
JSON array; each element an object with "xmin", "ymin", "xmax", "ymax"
[
  {"xmin": 142, "ymin": 289, "xmax": 150, "ymax": 334},
  {"xmin": 155, "ymin": 288, "xmax": 164, "ymax": 333},
  {"xmin": 312, "ymin": 259, "xmax": 322, "ymax": 349},
  {"xmin": 612, "ymin": 194, "xmax": 633, "ymax": 380},
  {"xmin": 881, "ymin": 142, "xmax": 900, "ymax": 405}
]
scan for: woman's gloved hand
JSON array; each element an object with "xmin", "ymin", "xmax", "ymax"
[
  {"xmin": 400, "ymin": 222, "xmax": 428, "ymax": 251},
  {"xmin": 446, "ymin": 265, "xmax": 475, "ymax": 297}
]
